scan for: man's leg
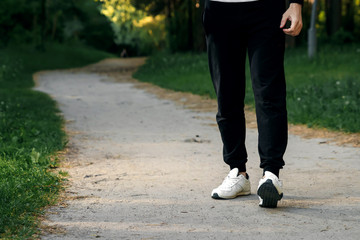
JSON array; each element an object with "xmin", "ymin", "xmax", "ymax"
[
  {"xmin": 247, "ymin": 1, "xmax": 287, "ymax": 207},
  {"xmin": 247, "ymin": 1, "xmax": 287, "ymax": 177},
  {"xmin": 204, "ymin": 1, "xmax": 249, "ymax": 173},
  {"xmin": 204, "ymin": 1, "xmax": 254, "ymax": 199}
]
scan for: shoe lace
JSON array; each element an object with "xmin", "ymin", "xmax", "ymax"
[{"xmin": 221, "ymin": 175, "xmax": 239, "ymax": 188}]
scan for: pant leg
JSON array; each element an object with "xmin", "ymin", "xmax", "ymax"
[
  {"xmin": 247, "ymin": 0, "xmax": 287, "ymax": 175},
  {"xmin": 203, "ymin": 1, "xmax": 255, "ymax": 172}
]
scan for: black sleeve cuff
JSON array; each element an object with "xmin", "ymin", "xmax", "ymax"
[{"xmin": 289, "ymin": 0, "xmax": 303, "ymax": 5}]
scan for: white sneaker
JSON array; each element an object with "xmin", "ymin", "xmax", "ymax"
[
  {"xmin": 211, "ymin": 168, "xmax": 251, "ymax": 199},
  {"xmin": 257, "ymin": 171, "xmax": 283, "ymax": 208}
]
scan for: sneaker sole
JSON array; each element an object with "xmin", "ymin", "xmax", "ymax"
[
  {"xmin": 212, "ymin": 191, "xmax": 251, "ymax": 200},
  {"xmin": 257, "ymin": 179, "xmax": 283, "ymax": 208}
]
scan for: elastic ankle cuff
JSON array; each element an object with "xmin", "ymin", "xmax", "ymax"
[
  {"xmin": 230, "ymin": 165, "xmax": 246, "ymax": 173},
  {"xmin": 263, "ymin": 168, "xmax": 280, "ymax": 178}
]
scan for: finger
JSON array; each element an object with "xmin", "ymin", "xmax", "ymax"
[
  {"xmin": 283, "ymin": 26, "xmax": 297, "ymax": 36},
  {"xmin": 283, "ymin": 24, "xmax": 295, "ymax": 34},
  {"xmin": 283, "ymin": 29, "xmax": 293, "ymax": 36},
  {"xmin": 283, "ymin": 26, "xmax": 300, "ymax": 36},
  {"xmin": 291, "ymin": 22, "xmax": 302, "ymax": 36},
  {"xmin": 284, "ymin": 19, "xmax": 300, "ymax": 35},
  {"xmin": 280, "ymin": 14, "xmax": 289, "ymax": 28},
  {"xmin": 283, "ymin": 26, "xmax": 299, "ymax": 36},
  {"xmin": 283, "ymin": 30, "xmax": 295, "ymax": 36}
]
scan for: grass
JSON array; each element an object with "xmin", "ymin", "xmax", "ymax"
[
  {"xmin": 134, "ymin": 44, "xmax": 360, "ymax": 133},
  {"xmin": 0, "ymin": 42, "xmax": 114, "ymax": 239}
]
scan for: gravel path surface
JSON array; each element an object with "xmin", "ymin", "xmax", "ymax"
[{"xmin": 36, "ymin": 59, "xmax": 360, "ymax": 240}]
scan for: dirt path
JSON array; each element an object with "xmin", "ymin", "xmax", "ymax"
[{"xmin": 36, "ymin": 58, "xmax": 360, "ymax": 239}]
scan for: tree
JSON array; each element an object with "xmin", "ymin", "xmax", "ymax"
[
  {"xmin": 96, "ymin": 0, "xmax": 166, "ymax": 55},
  {"xmin": 343, "ymin": 0, "xmax": 355, "ymax": 33},
  {"xmin": 325, "ymin": 0, "xmax": 342, "ymax": 36},
  {"xmin": 38, "ymin": 0, "xmax": 46, "ymax": 50},
  {"xmin": 0, "ymin": 0, "xmax": 115, "ymax": 52},
  {"xmin": 131, "ymin": 0, "xmax": 205, "ymax": 52}
]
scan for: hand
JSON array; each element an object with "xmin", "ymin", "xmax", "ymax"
[{"xmin": 280, "ymin": 3, "xmax": 303, "ymax": 36}]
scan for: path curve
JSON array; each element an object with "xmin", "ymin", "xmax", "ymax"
[{"xmin": 36, "ymin": 58, "xmax": 360, "ymax": 239}]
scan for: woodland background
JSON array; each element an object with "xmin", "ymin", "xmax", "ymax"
[
  {"xmin": 0, "ymin": 0, "xmax": 359, "ymax": 55},
  {"xmin": 0, "ymin": 1, "xmax": 359, "ymax": 238}
]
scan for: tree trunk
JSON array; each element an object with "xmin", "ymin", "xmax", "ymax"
[
  {"xmin": 194, "ymin": 0, "xmax": 206, "ymax": 52},
  {"xmin": 165, "ymin": 0, "xmax": 172, "ymax": 22},
  {"xmin": 285, "ymin": 35, "xmax": 296, "ymax": 48},
  {"xmin": 325, "ymin": 0, "xmax": 342, "ymax": 36},
  {"xmin": 187, "ymin": 0, "xmax": 194, "ymax": 50},
  {"xmin": 343, "ymin": 0, "xmax": 354, "ymax": 32},
  {"xmin": 38, "ymin": 0, "xmax": 46, "ymax": 50},
  {"xmin": 51, "ymin": 12, "xmax": 59, "ymax": 40}
]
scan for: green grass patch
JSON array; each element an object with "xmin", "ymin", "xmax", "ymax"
[
  {"xmin": 134, "ymin": 52, "xmax": 215, "ymax": 98},
  {"xmin": 0, "ymin": 42, "xmax": 114, "ymax": 238},
  {"xmin": 134, "ymin": 44, "xmax": 360, "ymax": 133}
]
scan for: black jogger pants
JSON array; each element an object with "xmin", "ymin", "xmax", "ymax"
[{"xmin": 203, "ymin": 0, "xmax": 287, "ymax": 175}]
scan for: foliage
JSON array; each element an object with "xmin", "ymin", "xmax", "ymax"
[
  {"xmin": 96, "ymin": 0, "xmax": 166, "ymax": 56},
  {"xmin": 134, "ymin": 44, "xmax": 360, "ymax": 133},
  {"xmin": 100, "ymin": 0, "xmax": 145, "ymax": 44},
  {"xmin": 122, "ymin": 0, "xmax": 360, "ymax": 52},
  {"xmin": 0, "ymin": 0, "xmax": 116, "ymax": 52},
  {"xmin": 1, "ymin": 0, "xmax": 360, "ymax": 54},
  {"xmin": 131, "ymin": 0, "xmax": 205, "ymax": 52},
  {"xmin": 0, "ymin": 43, "xmax": 114, "ymax": 238},
  {"xmin": 300, "ymin": 0, "xmax": 360, "ymax": 45}
]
